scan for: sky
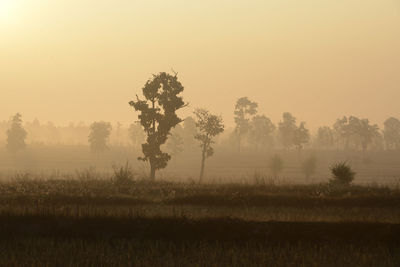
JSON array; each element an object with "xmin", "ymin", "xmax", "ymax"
[{"xmin": 0, "ymin": 0, "xmax": 399, "ymax": 130}]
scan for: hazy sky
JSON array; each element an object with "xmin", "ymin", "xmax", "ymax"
[{"xmin": 1, "ymin": 0, "xmax": 399, "ymax": 129}]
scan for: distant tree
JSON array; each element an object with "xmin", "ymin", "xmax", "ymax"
[
  {"xmin": 233, "ymin": 97, "xmax": 258, "ymax": 151},
  {"xmin": 6, "ymin": 113, "xmax": 27, "ymax": 153},
  {"xmin": 268, "ymin": 154, "xmax": 284, "ymax": 178},
  {"xmin": 165, "ymin": 124, "xmax": 184, "ymax": 156},
  {"xmin": 370, "ymin": 132, "xmax": 384, "ymax": 151},
  {"xmin": 88, "ymin": 121, "xmax": 112, "ymax": 153},
  {"xmin": 248, "ymin": 115, "xmax": 276, "ymax": 150},
  {"xmin": 293, "ymin": 122, "xmax": 310, "ymax": 153},
  {"xmin": 182, "ymin": 116, "xmax": 197, "ymax": 147},
  {"xmin": 278, "ymin": 112, "xmax": 297, "ymax": 149},
  {"xmin": 357, "ymin": 119, "xmax": 380, "ymax": 154},
  {"xmin": 301, "ymin": 155, "xmax": 317, "ymax": 180},
  {"xmin": 333, "ymin": 117, "xmax": 350, "ymax": 150},
  {"xmin": 128, "ymin": 122, "xmax": 146, "ymax": 148},
  {"xmin": 194, "ymin": 108, "xmax": 224, "ymax": 183},
  {"xmin": 316, "ymin": 126, "xmax": 334, "ymax": 149},
  {"xmin": 46, "ymin": 121, "xmax": 60, "ymax": 145},
  {"xmin": 333, "ymin": 116, "xmax": 379, "ymax": 152},
  {"xmin": 129, "ymin": 72, "xmax": 186, "ymax": 180},
  {"xmin": 25, "ymin": 118, "xmax": 41, "ymax": 144},
  {"xmin": 383, "ymin": 117, "xmax": 400, "ymax": 150},
  {"xmin": 347, "ymin": 116, "xmax": 363, "ymax": 150}
]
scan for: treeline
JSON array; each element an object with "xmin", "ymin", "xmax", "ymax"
[
  {"xmin": 3, "ymin": 71, "xmax": 400, "ymax": 180},
  {"xmin": 1, "ymin": 110, "xmax": 400, "ymax": 154},
  {"xmin": 228, "ymin": 97, "xmax": 391, "ymax": 153}
]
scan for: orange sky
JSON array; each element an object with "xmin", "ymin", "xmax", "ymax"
[{"xmin": 1, "ymin": 0, "xmax": 399, "ymax": 129}]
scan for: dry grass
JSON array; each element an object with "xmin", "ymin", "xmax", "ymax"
[{"xmin": 0, "ymin": 171, "xmax": 399, "ymax": 266}]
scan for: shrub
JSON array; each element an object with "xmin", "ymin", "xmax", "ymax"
[
  {"xmin": 252, "ymin": 171, "xmax": 277, "ymax": 186},
  {"xmin": 302, "ymin": 155, "xmax": 317, "ymax": 180},
  {"xmin": 112, "ymin": 162, "xmax": 135, "ymax": 193},
  {"xmin": 329, "ymin": 161, "xmax": 355, "ymax": 185},
  {"xmin": 268, "ymin": 154, "xmax": 284, "ymax": 178},
  {"xmin": 76, "ymin": 167, "xmax": 98, "ymax": 182}
]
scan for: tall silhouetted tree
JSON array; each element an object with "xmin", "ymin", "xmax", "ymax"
[
  {"xmin": 6, "ymin": 113, "xmax": 27, "ymax": 153},
  {"xmin": 383, "ymin": 117, "xmax": 400, "ymax": 150},
  {"xmin": 233, "ymin": 97, "xmax": 257, "ymax": 151},
  {"xmin": 278, "ymin": 112, "xmax": 297, "ymax": 149},
  {"xmin": 129, "ymin": 72, "xmax": 186, "ymax": 180},
  {"xmin": 293, "ymin": 122, "xmax": 310, "ymax": 153},
  {"xmin": 88, "ymin": 121, "xmax": 112, "ymax": 153},
  {"xmin": 248, "ymin": 115, "xmax": 275, "ymax": 150},
  {"xmin": 194, "ymin": 108, "xmax": 224, "ymax": 183}
]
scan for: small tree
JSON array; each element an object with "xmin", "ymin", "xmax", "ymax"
[
  {"xmin": 233, "ymin": 97, "xmax": 258, "ymax": 151},
  {"xmin": 6, "ymin": 113, "xmax": 27, "ymax": 153},
  {"xmin": 129, "ymin": 72, "xmax": 186, "ymax": 180},
  {"xmin": 194, "ymin": 108, "xmax": 224, "ymax": 183},
  {"xmin": 302, "ymin": 155, "xmax": 317, "ymax": 180},
  {"xmin": 268, "ymin": 154, "xmax": 284, "ymax": 178},
  {"xmin": 330, "ymin": 161, "xmax": 355, "ymax": 185},
  {"xmin": 88, "ymin": 121, "xmax": 112, "ymax": 153}
]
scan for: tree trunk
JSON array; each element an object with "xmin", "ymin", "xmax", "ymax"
[{"xmin": 199, "ymin": 145, "xmax": 206, "ymax": 183}]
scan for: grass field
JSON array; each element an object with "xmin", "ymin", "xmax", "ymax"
[
  {"xmin": 1, "ymin": 146, "xmax": 400, "ymax": 185},
  {"xmin": 0, "ymin": 173, "xmax": 399, "ymax": 266}
]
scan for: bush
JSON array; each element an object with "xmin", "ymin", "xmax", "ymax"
[
  {"xmin": 330, "ymin": 161, "xmax": 355, "ymax": 185},
  {"xmin": 112, "ymin": 162, "xmax": 135, "ymax": 193},
  {"xmin": 268, "ymin": 154, "xmax": 284, "ymax": 178},
  {"xmin": 302, "ymin": 156, "xmax": 317, "ymax": 180},
  {"xmin": 252, "ymin": 171, "xmax": 277, "ymax": 186}
]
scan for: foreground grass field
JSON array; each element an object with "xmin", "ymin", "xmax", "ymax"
[
  {"xmin": 0, "ymin": 177, "xmax": 399, "ymax": 266},
  {"xmin": 2, "ymin": 238, "xmax": 398, "ymax": 267},
  {"xmin": 0, "ymin": 217, "xmax": 399, "ymax": 267}
]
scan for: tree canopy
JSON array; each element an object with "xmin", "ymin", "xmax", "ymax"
[
  {"xmin": 129, "ymin": 72, "xmax": 186, "ymax": 180},
  {"xmin": 194, "ymin": 108, "xmax": 224, "ymax": 182}
]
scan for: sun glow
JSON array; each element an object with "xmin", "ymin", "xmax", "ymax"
[{"xmin": 0, "ymin": 0, "xmax": 21, "ymax": 24}]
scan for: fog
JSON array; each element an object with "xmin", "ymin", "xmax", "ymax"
[
  {"xmin": 1, "ymin": 0, "xmax": 400, "ymax": 183},
  {"xmin": 1, "ymin": 0, "xmax": 400, "ymax": 129},
  {"xmin": 1, "ymin": 1, "xmax": 400, "ymax": 265},
  {"xmin": 1, "ymin": 111, "xmax": 400, "ymax": 186}
]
